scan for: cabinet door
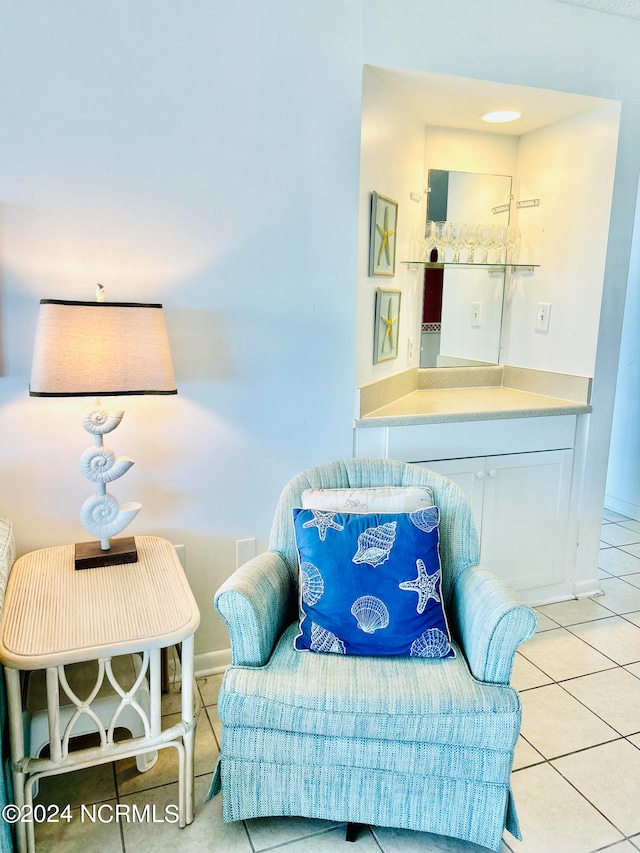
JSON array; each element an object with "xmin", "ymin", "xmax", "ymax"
[
  {"xmin": 420, "ymin": 458, "xmax": 485, "ymax": 538},
  {"xmin": 480, "ymin": 449, "xmax": 573, "ymax": 591}
]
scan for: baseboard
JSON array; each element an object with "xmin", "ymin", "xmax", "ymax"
[
  {"xmin": 195, "ymin": 648, "xmax": 231, "ymax": 678},
  {"xmin": 604, "ymin": 494, "xmax": 640, "ymax": 522},
  {"xmin": 574, "ymin": 578, "xmax": 603, "ymax": 599}
]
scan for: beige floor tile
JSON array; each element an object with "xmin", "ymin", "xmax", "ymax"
[
  {"xmin": 623, "ymin": 611, "xmax": 640, "ymax": 628},
  {"xmin": 598, "ymin": 546, "xmax": 640, "ymax": 577},
  {"xmin": 592, "ymin": 577, "xmax": 640, "ymax": 614},
  {"xmin": 561, "ymin": 667, "xmax": 640, "ymax": 735},
  {"xmin": 513, "ymin": 736, "xmax": 545, "ymax": 770},
  {"xmin": 34, "ymin": 798, "xmax": 124, "ymax": 852},
  {"xmin": 120, "ymin": 775, "xmax": 252, "ymax": 852},
  {"xmin": 536, "ymin": 597, "xmax": 614, "ymax": 626},
  {"xmin": 600, "ymin": 524, "xmax": 640, "ymax": 547},
  {"xmin": 599, "ymin": 841, "xmax": 640, "ymax": 852},
  {"xmin": 511, "ymin": 654, "xmax": 553, "ymax": 691},
  {"xmin": 531, "ymin": 610, "xmax": 559, "ymax": 632},
  {"xmin": 246, "ymin": 815, "xmax": 344, "ymax": 850},
  {"xmin": 372, "ymin": 825, "xmax": 511, "ymax": 851},
  {"xmin": 520, "ymin": 684, "xmax": 618, "ymax": 758},
  {"xmin": 161, "ymin": 685, "xmax": 185, "ymax": 716},
  {"xmin": 272, "ymin": 824, "xmax": 381, "ymax": 851},
  {"xmin": 624, "ymin": 661, "xmax": 640, "ymax": 679},
  {"xmin": 620, "ymin": 573, "xmax": 640, "ymax": 589},
  {"xmin": 116, "ymin": 707, "xmax": 218, "ymax": 795},
  {"xmin": 197, "ymin": 672, "xmax": 225, "ymax": 706},
  {"xmin": 620, "ymin": 542, "xmax": 640, "ymax": 559},
  {"xmin": 508, "ymin": 763, "xmax": 623, "ymax": 852},
  {"xmin": 603, "ymin": 510, "xmax": 630, "ymax": 522},
  {"xmin": 552, "ymin": 739, "xmax": 640, "ymax": 836},
  {"xmin": 35, "ymin": 760, "xmax": 117, "ymax": 810},
  {"xmin": 568, "ymin": 616, "xmax": 640, "ymax": 665},
  {"xmin": 627, "ymin": 734, "xmax": 640, "ymax": 751},
  {"xmin": 518, "ymin": 627, "xmax": 615, "ymax": 682}
]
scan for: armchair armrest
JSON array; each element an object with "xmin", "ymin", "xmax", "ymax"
[
  {"xmin": 215, "ymin": 551, "xmax": 296, "ymax": 667},
  {"xmin": 450, "ymin": 564, "xmax": 537, "ymax": 685}
]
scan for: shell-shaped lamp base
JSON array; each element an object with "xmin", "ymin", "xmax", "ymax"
[{"xmin": 75, "ymin": 536, "xmax": 138, "ymax": 570}]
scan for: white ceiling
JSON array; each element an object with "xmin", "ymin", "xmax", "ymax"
[
  {"xmin": 555, "ymin": 0, "xmax": 640, "ymax": 19},
  {"xmin": 369, "ymin": 67, "xmax": 616, "ymax": 136}
]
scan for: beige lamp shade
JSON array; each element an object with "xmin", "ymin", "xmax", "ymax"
[{"xmin": 30, "ymin": 300, "xmax": 177, "ymax": 397}]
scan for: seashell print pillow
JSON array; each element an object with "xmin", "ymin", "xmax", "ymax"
[{"xmin": 292, "ymin": 508, "xmax": 455, "ymax": 659}]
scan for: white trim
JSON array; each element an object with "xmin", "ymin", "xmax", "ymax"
[
  {"xmin": 604, "ymin": 493, "xmax": 640, "ymax": 522},
  {"xmin": 194, "ymin": 648, "xmax": 231, "ymax": 679},
  {"xmin": 574, "ymin": 578, "xmax": 604, "ymax": 599}
]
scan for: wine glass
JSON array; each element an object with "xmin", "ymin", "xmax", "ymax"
[
  {"xmin": 477, "ymin": 224, "xmax": 493, "ymax": 264},
  {"xmin": 449, "ymin": 222, "xmax": 465, "ymax": 264},
  {"xmin": 462, "ymin": 223, "xmax": 477, "ymax": 263},
  {"xmin": 504, "ymin": 226, "xmax": 522, "ymax": 264},
  {"xmin": 423, "ymin": 220, "xmax": 438, "ymax": 263},
  {"xmin": 491, "ymin": 224, "xmax": 507, "ymax": 264},
  {"xmin": 434, "ymin": 221, "xmax": 450, "ymax": 263}
]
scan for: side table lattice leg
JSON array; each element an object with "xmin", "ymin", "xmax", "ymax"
[
  {"xmin": 5, "ymin": 668, "xmax": 28, "ymax": 853},
  {"xmin": 181, "ymin": 634, "xmax": 196, "ymax": 825}
]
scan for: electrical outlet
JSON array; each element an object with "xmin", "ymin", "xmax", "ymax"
[
  {"xmin": 471, "ymin": 302, "xmax": 482, "ymax": 328},
  {"xmin": 236, "ymin": 538, "xmax": 256, "ymax": 568},
  {"xmin": 407, "ymin": 336, "xmax": 414, "ymax": 360},
  {"xmin": 536, "ymin": 302, "xmax": 551, "ymax": 332}
]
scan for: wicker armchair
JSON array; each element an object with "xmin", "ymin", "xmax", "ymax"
[{"xmin": 208, "ymin": 459, "xmax": 536, "ymax": 851}]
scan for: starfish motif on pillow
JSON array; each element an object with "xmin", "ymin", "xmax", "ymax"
[
  {"xmin": 398, "ymin": 559, "xmax": 441, "ymax": 614},
  {"xmin": 302, "ymin": 510, "xmax": 344, "ymax": 541}
]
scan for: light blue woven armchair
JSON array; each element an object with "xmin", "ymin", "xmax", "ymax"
[{"xmin": 209, "ymin": 459, "xmax": 536, "ymax": 851}]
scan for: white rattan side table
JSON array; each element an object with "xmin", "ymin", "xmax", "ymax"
[{"xmin": 0, "ymin": 535, "xmax": 200, "ymax": 853}]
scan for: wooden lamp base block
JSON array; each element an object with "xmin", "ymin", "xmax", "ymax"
[{"xmin": 75, "ymin": 537, "xmax": 138, "ymax": 570}]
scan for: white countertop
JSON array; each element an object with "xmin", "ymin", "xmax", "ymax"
[{"xmin": 356, "ymin": 385, "xmax": 591, "ymax": 427}]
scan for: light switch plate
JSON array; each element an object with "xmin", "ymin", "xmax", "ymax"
[{"xmin": 536, "ymin": 302, "xmax": 551, "ymax": 332}]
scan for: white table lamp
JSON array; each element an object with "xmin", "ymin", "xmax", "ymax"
[{"xmin": 29, "ymin": 290, "xmax": 177, "ymax": 569}]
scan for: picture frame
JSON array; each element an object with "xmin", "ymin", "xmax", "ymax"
[
  {"xmin": 373, "ymin": 288, "xmax": 401, "ymax": 363},
  {"xmin": 369, "ymin": 192, "xmax": 398, "ymax": 276}
]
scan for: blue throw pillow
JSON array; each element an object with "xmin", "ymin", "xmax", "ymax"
[{"xmin": 292, "ymin": 508, "xmax": 455, "ymax": 659}]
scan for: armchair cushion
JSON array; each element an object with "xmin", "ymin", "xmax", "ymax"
[
  {"xmin": 292, "ymin": 508, "xmax": 454, "ymax": 659},
  {"xmin": 220, "ymin": 623, "xmax": 520, "ymax": 750}
]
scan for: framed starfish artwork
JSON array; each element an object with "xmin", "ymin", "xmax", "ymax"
[
  {"xmin": 369, "ymin": 192, "xmax": 398, "ymax": 276},
  {"xmin": 373, "ymin": 288, "xmax": 401, "ymax": 363}
]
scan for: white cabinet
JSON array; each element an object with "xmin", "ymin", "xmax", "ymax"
[
  {"xmin": 354, "ymin": 414, "xmax": 582, "ymax": 602},
  {"xmin": 425, "ymin": 449, "xmax": 573, "ymax": 596}
]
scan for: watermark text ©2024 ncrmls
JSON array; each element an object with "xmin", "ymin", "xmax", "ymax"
[{"xmin": 2, "ymin": 803, "xmax": 180, "ymax": 825}]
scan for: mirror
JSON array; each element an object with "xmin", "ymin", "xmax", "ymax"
[{"xmin": 421, "ymin": 169, "xmax": 512, "ymax": 367}]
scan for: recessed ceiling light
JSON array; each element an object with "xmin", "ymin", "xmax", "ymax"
[{"xmin": 481, "ymin": 110, "xmax": 522, "ymax": 123}]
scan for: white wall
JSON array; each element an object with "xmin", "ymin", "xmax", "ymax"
[
  {"xmin": 356, "ymin": 67, "xmax": 426, "ymax": 387},
  {"xmin": 0, "ymin": 1, "xmax": 363, "ymax": 664},
  {"xmin": 424, "ymin": 126, "xmax": 519, "ymax": 180},
  {"xmin": 507, "ymin": 104, "xmax": 620, "ymax": 376},
  {"xmin": 606, "ymin": 185, "xmax": 640, "ymax": 517}
]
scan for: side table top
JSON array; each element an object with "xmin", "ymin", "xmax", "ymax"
[{"xmin": 0, "ymin": 536, "xmax": 200, "ymax": 669}]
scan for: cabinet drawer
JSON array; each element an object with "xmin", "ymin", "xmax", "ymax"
[{"xmin": 385, "ymin": 415, "xmax": 577, "ymax": 462}]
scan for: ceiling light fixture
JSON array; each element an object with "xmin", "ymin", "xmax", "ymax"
[{"xmin": 481, "ymin": 110, "xmax": 522, "ymax": 124}]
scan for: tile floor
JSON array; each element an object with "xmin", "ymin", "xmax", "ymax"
[{"xmin": 31, "ymin": 508, "xmax": 640, "ymax": 852}]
